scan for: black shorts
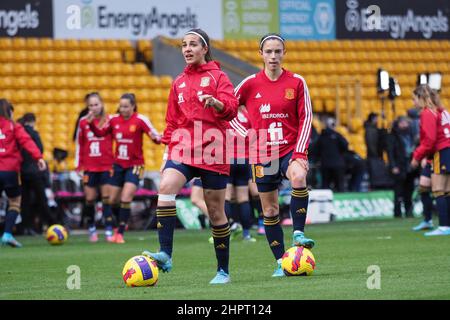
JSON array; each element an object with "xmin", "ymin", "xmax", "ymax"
[
  {"xmin": 83, "ymin": 171, "xmax": 112, "ymax": 187},
  {"xmin": 192, "ymin": 178, "xmax": 203, "ymax": 188},
  {"xmin": 228, "ymin": 158, "xmax": 251, "ymax": 186},
  {"xmin": 420, "ymin": 162, "xmax": 432, "ymax": 178},
  {"xmin": 0, "ymin": 171, "xmax": 21, "ymax": 198},
  {"xmin": 251, "ymin": 151, "xmax": 292, "ymax": 193},
  {"xmin": 433, "ymin": 148, "xmax": 450, "ymax": 174},
  {"xmin": 164, "ymin": 160, "xmax": 227, "ymax": 190},
  {"xmin": 109, "ymin": 164, "xmax": 143, "ymax": 187}
]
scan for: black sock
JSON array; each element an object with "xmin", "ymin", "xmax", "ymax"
[
  {"xmin": 224, "ymin": 200, "xmax": 232, "ymax": 222},
  {"xmin": 446, "ymin": 193, "xmax": 450, "ymax": 226},
  {"xmin": 291, "ymin": 188, "xmax": 309, "ymax": 232},
  {"xmin": 102, "ymin": 198, "xmax": 113, "ymax": 231},
  {"xmin": 263, "ymin": 215, "xmax": 285, "ymax": 260},
  {"xmin": 434, "ymin": 192, "xmax": 449, "ymax": 227},
  {"xmin": 251, "ymin": 196, "xmax": 263, "ymax": 218},
  {"xmin": 157, "ymin": 206, "xmax": 177, "ymax": 257},
  {"xmin": 420, "ymin": 187, "xmax": 433, "ymax": 221},
  {"xmin": 5, "ymin": 206, "xmax": 20, "ymax": 234},
  {"xmin": 118, "ymin": 202, "xmax": 131, "ymax": 234},
  {"xmin": 231, "ymin": 202, "xmax": 240, "ymax": 224},
  {"xmin": 211, "ymin": 223, "xmax": 230, "ymax": 274},
  {"xmin": 198, "ymin": 214, "xmax": 206, "ymax": 229},
  {"xmin": 84, "ymin": 201, "xmax": 96, "ymax": 230},
  {"xmin": 111, "ymin": 203, "xmax": 120, "ymax": 228},
  {"xmin": 238, "ymin": 202, "xmax": 252, "ymax": 231}
]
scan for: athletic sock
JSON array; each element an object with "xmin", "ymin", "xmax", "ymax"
[
  {"xmin": 102, "ymin": 197, "xmax": 113, "ymax": 235},
  {"xmin": 156, "ymin": 206, "xmax": 177, "ymax": 257},
  {"xmin": 84, "ymin": 200, "xmax": 96, "ymax": 230},
  {"xmin": 419, "ymin": 186, "xmax": 433, "ymax": 222},
  {"xmin": 434, "ymin": 192, "xmax": 449, "ymax": 227},
  {"xmin": 111, "ymin": 203, "xmax": 120, "ymax": 228},
  {"xmin": 117, "ymin": 202, "xmax": 131, "ymax": 234},
  {"xmin": 238, "ymin": 201, "xmax": 252, "ymax": 235},
  {"xmin": 211, "ymin": 223, "xmax": 231, "ymax": 274},
  {"xmin": 4, "ymin": 205, "xmax": 20, "ymax": 234},
  {"xmin": 291, "ymin": 187, "xmax": 309, "ymax": 232},
  {"xmin": 263, "ymin": 215, "xmax": 285, "ymax": 260},
  {"xmin": 224, "ymin": 200, "xmax": 232, "ymax": 223}
]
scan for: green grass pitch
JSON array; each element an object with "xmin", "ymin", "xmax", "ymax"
[{"xmin": 1, "ymin": 218, "xmax": 449, "ymax": 300}]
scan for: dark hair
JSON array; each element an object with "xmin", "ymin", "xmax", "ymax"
[
  {"xmin": 120, "ymin": 93, "xmax": 137, "ymax": 112},
  {"xmin": 185, "ymin": 28, "xmax": 212, "ymax": 62},
  {"xmin": 0, "ymin": 98, "xmax": 13, "ymax": 120},
  {"xmin": 259, "ymin": 33, "xmax": 285, "ymax": 50},
  {"xmin": 22, "ymin": 112, "xmax": 36, "ymax": 123}
]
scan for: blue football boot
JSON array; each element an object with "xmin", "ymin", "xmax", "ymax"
[
  {"xmin": 424, "ymin": 227, "xmax": 450, "ymax": 236},
  {"xmin": 412, "ymin": 220, "xmax": 434, "ymax": 231},
  {"xmin": 292, "ymin": 231, "xmax": 315, "ymax": 249},
  {"xmin": 142, "ymin": 250, "xmax": 172, "ymax": 272},
  {"xmin": 1, "ymin": 233, "xmax": 22, "ymax": 248},
  {"xmin": 272, "ymin": 261, "xmax": 285, "ymax": 277},
  {"xmin": 209, "ymin": 268, "xmax": 230, "ymax": 284}
]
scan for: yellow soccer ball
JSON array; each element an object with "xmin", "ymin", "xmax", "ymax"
[
  {"xmin": 46, "ymin": 224, "xmax": 68, "ymax": 245},
  {"xmin": 122, "ymin": 255, "xmax": 159, "ymax": 287},
  {"xmin": 281, "ymin": 246, "xmax": 316, "ymax": 276}
]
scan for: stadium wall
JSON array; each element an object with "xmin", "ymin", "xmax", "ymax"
[{"xmin": 1, "ymin": 0, "xmax": 448, "ymax": 40}]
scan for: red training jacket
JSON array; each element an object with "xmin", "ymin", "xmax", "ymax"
[
  {"xmin": 0, "ymin": 117, "xmax": 42, "ymax": 172},
  {"xmin": 413, "ymin": 107, "xmax": 450, "ymax": 161},
  {"xmin": 89, "ymin": 112, "xmax": 161, "ymax": 168},
  {"xmin": 162, "ymin": 61, "xmax": 239, "ymax": 175},
  {"xmin": 75, "ymin": 115, "xmax": 114, "ymax": 172}
]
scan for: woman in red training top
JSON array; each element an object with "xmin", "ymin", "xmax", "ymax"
[
  {"xmin": 88, "ymin": 93, "xmax": 161, "ymax": 243},
  {"xmin": 142, "ymin": 28, "xmax": 238, "ymax": 285},
  {"xmin": 76, "ymin": 92, "xmax": 114, "ymax": 243},
  {"xmin": 411, "ymin": 85, "xmax": 450, "ymax": 236},
  {"xmin": 234, "ymin": 33, "xmax": 315, "ymax": 277},
  {"xmin": 0, "ymin": 99, "xmax": 46, "ymax": 248}
]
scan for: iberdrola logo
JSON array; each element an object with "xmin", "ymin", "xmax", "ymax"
[{"xmin": 66, "ymin": 0, "xmax": 95, "ymax": 30}]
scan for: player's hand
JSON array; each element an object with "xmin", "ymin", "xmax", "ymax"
[
  {"xmin": 86, "ymin": 110, "xmax": 95, "ymax": 123},
  {"xmin": 289, "ymin": 158, "xmax": 309, "ymax": 171},
  {"xmin": 198, "ymin": 94, "xmax": 223, "ymax": 112},
  {"xmin": 37, "ymin": 159, "xmax": 47, "ymax": 171},
  {"xmin": 420, "ymin": 158, "xmax": 428, "ymax": 168},
  {"xmin": 392, "ymin": 167, "xmax": 400, "ymax": 174},
  {"xmin": 153, "ymin": 134, "xmax": 162, "ymax": 144},
  {"xmin": 411, "ymin": 158, "xmax": 419, "ymax": 169}
]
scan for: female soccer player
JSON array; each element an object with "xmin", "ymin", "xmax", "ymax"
[
  {"xmin": 411, "ymin": 85, "xmax": 450, "ymax": 236},
  {"xmin": 0, "ymin": 99, "xmax": 46, "ymax": 247},
  {"xmin": 228, "ymin": 106, "xmax": 256, "ymax": 242},
  {"xmin": 88, "ymin": 93, "xmax": 161, "ymax": 243},
  {"xmin": 76, "ymin": 92, "xmax": 114, "ymax": 242},
  {"xmin": 234, "ymin": 33, "xmax": 315, "ymax": 277},
  {"xmin": 142, "ymin": 28, "xmax": 238, "ymax": 284}
]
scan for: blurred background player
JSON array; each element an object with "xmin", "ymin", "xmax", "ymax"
[
  {"xmin": 0, "ymin": 99, "xmax": 47, "ymax": 247},
  {"xmin": 142, "ymin": 28, "xmax": 238, "ymax": 284},
  {"xmin": 387, "ymin": 116, "xmax": 417, "ymax": 218},
  {"xmin": 412, "ymin": 159, "xmax": 434, "ymax": 231},
  {"xmin": 18, "ymin": 113, "xmax": 53, "ymax": 236},
  {"xmin": 228, "ymin": 106, "xmax": 256, "ymax": 242},
  {"xmin": 234, "ymin": 33, "xmax": 315, "ymax": 277},
  {"xmin": 411, "ymin": 85, "xmax": 450, "ymax": 236},
  {"xmin": 88, "ymin": 93, "xmax": 161, "ymax": 243},
  {"xmin": 75, "ymin": 92, "xmax": 114, "ymax": 242},
  {"xmin": 190, "ymin": 178, "xmax": 209, "ymax": 229}
]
